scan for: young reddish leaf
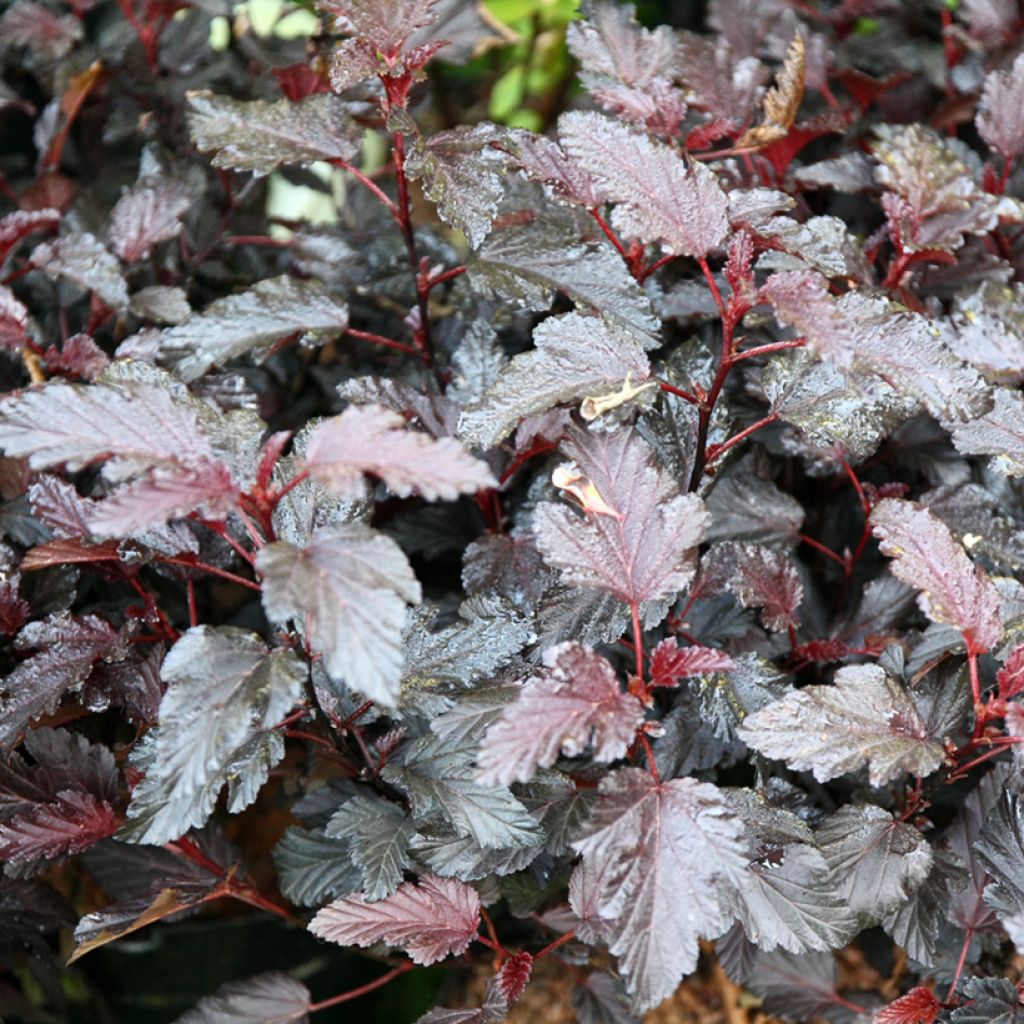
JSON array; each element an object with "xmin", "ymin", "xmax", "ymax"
[
  {"xmin": 736, "ymin": 33, "xmax": 806, "ymax": 149},
  {"xmin": 305, "ymin": 403, "xmax": 495, "ymax": 501},
  {"xmin": 0, "ymin": 580, "xmax": 30, "ymax": 636},
  {"xmin": 28, "ymin": 475, "xmax": 95, "ymax": 538},
  {"xmin": 0, "ymin": 285, "xmax": 29, "ymax": 352},
  {"xmin": 155, "ymin": 275, "xmax": 350, "ymax": 381},
  {"xmin": 649, "ymin": 638, "xmax": 736, "ymax": 689},
  {"xmin": 186, "ymin": 92, "xmax": 363, "ymax": 176},
  {"xmin": 495, "ymin": 951, "xmax": 533, "ymax": 1003},
  {"xmin": 257, "ymin": 524, "xmax": 422, "ymax": 707},
  {"xmin": 0, "ymin": 790, "xmax": 119, "ymax": 864},
  {"xmin": 559, "ymin": 111, "xmax": 729, "ymax": 259},
  {"xmin": 567, "ymin": 2, "xmax": 678, "ymax": 92},
  {"xmin": 108, "ymin": 178, "xmax": 191, "ymax": 263},
  {"xmin": 567, "ymin": 3, "xmax": 686, "ymax": 135},
  {"xmin": 870, "ymin": 498, "xmax": 1004, "ymax": 652},
  {"xmin": 309, "ymin": 875, "xmax": 481, "ymax": 966},
  {"xmin": 726, "ymin": 543, "xmax": 804, "ymax": 633},
  {"xmin": 176, "ymin": 973, "xmax": 312, "ymax": 1024},
  {"xmin": 43, "ymin": 333, "xmax": 109, "ymax": 380},
  {"xmin": 999, "ymin": 646, "xmax": 1024, "ymax": 701},
  {"xmin": 0, "ymin": 208, "xmax": 60, "ymax": 265},
  {"xmin": 738, "ymin": 664, "xmax": 948, "ymax": 786},
  {"xmin": 475, "ymin": 642, "xmax": 644, "ymax": 787},
  {"xmin": 872, "ymin": 124, "xmax": 998, "ymax": 253},
  {"xmin": 570, "ymin": 769, "xmax": 748, "ymax": 1010},
  {"xmin": 875, "ymin": 986, "xmax": 941, "ymax": 1024},
  {"xmin": 89, "ymin": 459, "xmax": 240, "ymax": 538},
  {"xmin": 762, "ymin": 269, "xmax": 992, "ymax": 423},
  {"xmin": 506, "ymin": 131, "xmax": 602, "ymax": 208},
  {"xmin": 977, "ymin": 53, "xmax": 1024, "ymax": 161},
  {"xmin": 534, "ymin": 425, "xmax": 710, "ymax": 608},
  {"xmin": 458, "ymin": 312, "xmax": 651, "ymax": 449},
  {"xmin": 325, "ymin": 0, "xmax": 440, "ymax": 54}
]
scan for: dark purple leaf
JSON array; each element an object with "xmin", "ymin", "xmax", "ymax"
[
  {"xmin": 559, "ymin": 112, "xmax": 729, "ymax": 259},
  {"xmin": 570, "ymin": 769, "xmax": 747, "ymax": 1010},
  {"xmin": 120, "ymin": 627, "xmax": 305, "ymax": 845},
  {"xmin": 186, "ymin": 92, "xmax": 363, "ymax": 176},
  {"xmin": 476, "ymin": 642, "xmax": 644, "ymax": 787},
  {"xmin": 977, "ymin": 53, "xmax": 1024, "ymax": 160},
  {"xmin": 738, "ymin": 664, "xmax": 948, "ymax": 786},
  {"xmin": 109, "ymin": 178, "xmax": 191, "ymax": 263},
  {"xmin": 155, "ymin": 275, "xmax": 349, "ymax": 381},
  {"xmin": 458, "ymin": 312, "xmax": 652, "ymax": 448},
  {"xmin": 30, "ymin": 233, "xmax": 129, "ymax": 311},
  {"xmin": 309, "ymin": 874, "xmax": 481, "ymax": 965},
  {"xmin": 175, "ymin": 972, "xmax": 312, "ymax": 1024},
  {"xmin": 257, "ymin": 524, "xmax": 421, "ymax": 707},
  {"xmin": 0, "ymin": 614, "xmax": 125, "ymax": 748},
  {"xmin": 305, "ymin": 403, "xmax": 494, "ymax": 501},
  {"xmin": 871, "ymin": 497, "xmax": 1004, "ymax": 652},
  {"xmin": 534, "ymin": 425, "xmax": 709, "ymax": 608}
]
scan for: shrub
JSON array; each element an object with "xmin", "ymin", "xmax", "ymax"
[{"xmin": 2, "ymin": 0, "xmax": 1024, "ymax": 1021}]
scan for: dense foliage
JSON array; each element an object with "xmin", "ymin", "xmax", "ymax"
[{"xmin": 3, "ymin": 0, "xmax": 1024, "ymax": 1021}]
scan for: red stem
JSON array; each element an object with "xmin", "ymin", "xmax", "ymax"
[
  {"xmin": 731, "ymin": 338, "xmax": 806, "ymax": 362},
  {"xmin": 427, "ymin": 265, "xmax": 468, "ymax": 289},
  {"xmin": 535, "ymin": 930, "xmax": 576, "ymax": 960},
  {"xmin": 798, "ymin": 532, "xmax": 848, "ymax": 568},
  {"xmin": 330, "ymin": 157, "xmax": 398, "ymax": 215},
  {"xmin": 638, "ymin": 732, "xmax": 660, "ymax": 783},
  {"xmin": 589, "ymin": 208, "xmax": 630, "ymax": 262},
  {"xmin": 158, "ymin": 556, "xmax": 262, "ymax": 592},
  {"xmin": 345, "ymin": 327, "xmax": 422, "ymax": 357},
  {"xmin": 269, "ymin": 469, "xmax": 311, "ymax": 505},
  {"xmin": 658, "ymin": 381, "xmax": 700, "ymax": 404},
  {"xmin": 698, "ymin": 257, "xmax": 726, "ymax": 317},
  {"xmin": 307, "ymin": 962, "xmax": 414, "ymax": 1013},
  {"xmin": 630, "ymin": 601, "xmax": 644, "ymax": 681},
  {"xmin": 945, "ymin": 928, "xmax": 974, "ymax": 1003},
  {"xmin": 705, "ymin": 412, "xmax": 778, "ymax": 465}
]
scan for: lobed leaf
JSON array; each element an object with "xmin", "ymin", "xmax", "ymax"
[
  {"xmin": 309, "ymin": 874, "xmax": 481, "ymax": 965},
  {"xmin": 559, "ymin": 111, "xmax": 728, "ymax": 259},
  {"xmin": 469, "ymin": 219, "xmax": 659, "ymax": 339},
  {"xmin": 156, "ymin": 276, "xmax": 350, "ymax": 381},
  {"xmin": 120, "ymin": 627, "xmax": 305, "ymax": 844},
  {"xmin": 762, "ymin": 270, "xmax": 992, "ymax": 423},
  {"xmin": 534, "ymin": 425, "xmax": 709, "ymax": 609},
  {"xmin": 475, "ymin": 642, "xmax": 644, "ymax": 787},
  {"xmin": 257, "ymin": 524, "xmax": 421, "ymax": 707},
  {"xmin": 571, "ymin": 768, "xmax": 748, "ymax": 1010},
  {"xmin": 738, "ymin": 664, "xmax": 948, "ymax": 786},
  {"xmin": 870, "ymin": 497, "xmax": 1004, "ymax": 652},
  {"xmin": 174, "ymin": 972, "xmax": 311, "ymax": 1024},
  {"xmin": 186, "ymin": 92, "xmax": 362, "ymax": 176},
  {"xmin": 305, "ymin": 403, "xmax": 494, "ymax": 501},
  {"xmin": 458, "ymin": 312, "xmax": 651, "ymax": 448},
  {"xmin": 977, "ymin": 53, "xmax": 1024, "ymax": 160}
]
